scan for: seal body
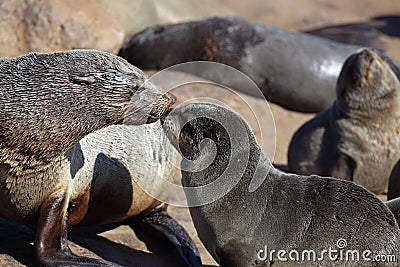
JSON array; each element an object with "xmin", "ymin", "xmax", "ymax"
[
  {"xmin": 120, "ymin": 15, "xmax": 375, "ymax": 113},
  {"xmin": 67, "ymin": 122, "xmax": 174, "ymax": 226},
  {"xmin": 288, "ymin": 49, "xmax": 400, "ymax": 194},
  {"xmin": 162, "ymin": 102, "xmax": 400, "ymax": 267},
  {"xmin": 0, "ymin": 50, "xmax": 180, "ymax": 266}
]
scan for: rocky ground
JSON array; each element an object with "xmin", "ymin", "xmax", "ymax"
[{"xmin": 0, "ymin": 0, "xmax": 399, "ymax": 266}]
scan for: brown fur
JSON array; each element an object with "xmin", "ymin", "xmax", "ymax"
[{"xmin": 0, "ymin": 50, "xmax": 175, "ymax": 266}]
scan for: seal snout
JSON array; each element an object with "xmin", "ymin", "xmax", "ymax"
[
  {"xmin": 146, "ymin": 92, "xmax": 176, "ymax": 123},
  {"xmin": 123, "ymin": 90, "xmax": 176, "ymax": 125},
  {"xmin": 357, "ymin": 49, "xmax": 385, "ymax": 84},
  {"xmin": 340, "ymin": 49, "xmax": 385, "ymax": 90}
]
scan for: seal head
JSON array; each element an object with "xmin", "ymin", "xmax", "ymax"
[
  {"xmin": 336, "ymin": 49, "xmax": 400, "ymax": 113},
  {"xmin": 0, "ymin": 50, "xmax": 174, "ymax": 164}
]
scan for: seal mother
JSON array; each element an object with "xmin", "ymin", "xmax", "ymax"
[
  {"xmin": 0, "ymin": 50, "xmax": 177, "ymax": 266},
  {"xmin": 162, "ymin": 102, "xmax": 400, "ymax": 267}
]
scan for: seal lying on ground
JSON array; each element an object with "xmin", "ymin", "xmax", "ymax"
[
  {"xmin": 162, "ymin": 102, "xmax": 400, "ymax": 267},
  {"xmin": 119, "ymin": 15, "xmax": 393, "ymax": 113},
  {"xmin": 0, "ymin": 50, "xmax": 200, "ymax": 266},
  {"xmin": 288, "ymin": 48, "xmax": 400, "ymax": 194}
]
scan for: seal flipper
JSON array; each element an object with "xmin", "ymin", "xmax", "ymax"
[
  {"xmin": 130, "ymin": 203, "xmax": 202, "ymax": 267},
  {"xmin": 331, "ymin": 153, "xmax": 356, "ymax": 181},
  {"xmin": 304, "ymin": 21, "xmax": 386, "ymax": 51},
  {"xmin": 35, "ymin": 189, "xmax": 118, "ymax": 266}
]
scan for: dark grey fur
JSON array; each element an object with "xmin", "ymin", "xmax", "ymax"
[
  {"xmin": 288, "ymin": 49, "xmax": 400, "ymax": 194},
  {"xmin": 163, "ymin": 102, "xmax": 400, "ymax": 267},
  {"xmin": 119, "ymin": 15, "xmax": 394, "ymax": 113}
]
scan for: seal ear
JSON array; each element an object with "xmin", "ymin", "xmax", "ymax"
[{"xmin": 331, "ymin": 153, "xmax": 356, "ymax": 181}]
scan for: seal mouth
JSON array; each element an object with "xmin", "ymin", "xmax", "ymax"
[
  {"xmin": 123, "ymin": 92, "xmax": 176, "ymax": 125},
  {"xmin": 146, "ymin": 92, "xmax": 176, "ymax": 123}
]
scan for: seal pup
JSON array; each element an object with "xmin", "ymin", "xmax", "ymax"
[
  {"xmin": 119, "ymin": 15, "xmax": 393, "ymax": 113},
  {"xmin": 288, "ymin": 48, "xmax": 400, "ymax": 194},
  {"xmin": 162, "ymin": 102, "xmax": 400, "ymax": 267},
  {"xmin": 0, "ymin": 50, "xmax": 178, "ymax": 266}
]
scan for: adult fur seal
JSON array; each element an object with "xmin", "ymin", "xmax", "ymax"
[
  {"xmin": 288, "ymin": 49, "xmax": 400, "ymax": 194},
  {"xmin": 119, "ymin": 15, "xmax": 392, "ymax": 113},
  {"xmin": 0, "ymin": 50, "xmax": 195, "ymax": 266},
  {"xmin": 162, "ymin": 102, "xmax": 400, "ymax": 266}
]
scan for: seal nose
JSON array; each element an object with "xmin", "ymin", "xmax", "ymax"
[
  {"xmin": 358, "ymin": 49, "xmax": 375, "ymax": 61},
  {"xmin": 165, "ymin": 92, "xmax": 177, "ymax": 105},
  {"xmin": 358, "ymin": 49, "xmax": 383, "ymax": 66},
  {"xmin": 146, "ymin": 92, "xmax": 176, "ymax": 124}
]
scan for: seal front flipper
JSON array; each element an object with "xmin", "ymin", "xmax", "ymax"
[
  {"xmin": 331, "ymin": 152, "xmax": 356, "ymax": 181},
  {"xmin": 35, "ymin": 188, "xmax": 118, "ymax": 267},
  {"xmin": 130, "ymin": 203, "xmax": 202, "ymax": 267}
]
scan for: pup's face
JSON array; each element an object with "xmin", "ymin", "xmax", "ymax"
[
  {"xmin": 161, "ymin": 102, "xmax": 253, "ymax": 163},
  {"xmin": 161, "ymin": 104, "xmax": 217, "ymax": 160}
]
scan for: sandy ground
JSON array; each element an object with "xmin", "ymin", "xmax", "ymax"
[{"xmin": 1, "ymin": 0, "xmax": 399, "ymax": 266}]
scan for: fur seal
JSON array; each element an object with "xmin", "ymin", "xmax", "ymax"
[
  {"xmin": 162, "ymin": 102, "xmax": 400, "ymax": 266},
  {"xmin": 288, "ymin": 48, "xmax": 400, "ymax": 194},
  {"xmin": 0, "ymin": 50, "xmax": 200, "ymax": 266},
  {"xmin": 119, "ymin": 15, "xmax": 393, "ymax": 113}
]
